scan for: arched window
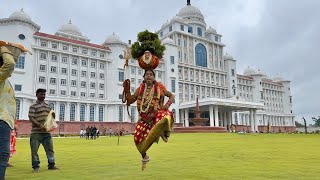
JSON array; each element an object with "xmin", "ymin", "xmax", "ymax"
[
  {"xmin": 195, "ymin": 43, "xmax": 207, "ymax": 67},
  {"xmin": 49, "ymin": 102, "xmax": 55, "ymax": 110},
  {"xmin": 90, "ymin": 104, "xmax": 95, "ymax": 121},
  {"xmin": 59, "ymin": 104, "xmax": 66, "ymax": 121},
  {"xmin": 70, "ymin": 104, "xmax": 76, "ymax": 121},
  {"xmin": 197, "ymin": 27, "xmax": 202, "ymax": 36},
  {"xmin": 16, "ymin": 99, "xmax": 21, "ymax": 119},
  {"xmin": 188, "ymin": 26, "xmax": 193, "ymax": 33},
  {"xmin": 118, "ymin": 105, "xmax": 123, "ymax": 122},
  {"xmin": 130, "ymin": 107, "xmax": 135, "ymax": 122},
  {"xmin": 80, "ymin": 104, "xmax": 86, "ymax": 121},
  {"xmin": 99, "ymin": 106, "xmax": 104, "ymax": 122}
]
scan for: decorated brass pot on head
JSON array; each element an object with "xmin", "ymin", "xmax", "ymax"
[
  {"xmin": 131, "ymin": 30, "xmax": 165, "ymax": 70},
  {"xmin": 138, "ymin": 50, "xmax": 159, "ymax": 70}
]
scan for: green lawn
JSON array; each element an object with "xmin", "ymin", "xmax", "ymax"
[{"xmin": 6, "ymin": 133, "xmax": 320, "ymax": 180}]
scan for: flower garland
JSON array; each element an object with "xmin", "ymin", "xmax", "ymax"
[{"xmin": 137, "ymin": 82, "xmax": 160, "ymax": 116}]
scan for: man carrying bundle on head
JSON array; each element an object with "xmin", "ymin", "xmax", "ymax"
[
  {"xmin": 122, "ymin": 30, "xmax": 175, "ymax": 171},
  {"xmin": 0, "ymin": 41, "xmax": 26, "ymax": 180}
]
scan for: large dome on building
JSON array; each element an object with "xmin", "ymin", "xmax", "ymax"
[
  {"xmin": 104, "ymin": 33, "xmax": 123, "ymax": 44},
  {"xmin": 243, "ymin": 66, "xmax": 256, "ymax": 76},
  {"xmin": 178, "ymin": 4, "xmax": 204, "ymax": 20},
  {"xmin": 9, "ymin": 8, "xmax": 32, "ymax": 21},
  {"xmin": 256, "ymin": 69, "xmax": 268, "ymax": 78},
  {"xmin": 58, "ymin": 20, "xmax": 82, "ymax": 36},
  {"xmin": 273, "ymin": 73, "xmax": 284, "ymax": 82},
  {"xmin": 103, "ymin": 32, "xmax": 127, "ymax": 47}
]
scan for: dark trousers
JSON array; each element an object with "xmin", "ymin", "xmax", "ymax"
[
  {"xmin": 30, "ymin": 133, "xmax": 55, "ymax": 169},
  {"xmin": 0, "ymin": 121, "xmax": 10, "ymax": 180}
]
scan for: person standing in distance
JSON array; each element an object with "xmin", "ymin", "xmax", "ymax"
[{"xmin": 28, "ymin": 88, "xmax": 59, "ymax": 173}]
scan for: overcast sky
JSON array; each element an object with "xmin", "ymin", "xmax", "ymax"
[{"xmin": 2, "ymin": 0, "xmax": 319, "ymax": 124}]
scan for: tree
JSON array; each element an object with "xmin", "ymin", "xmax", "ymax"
[
  {"xmin": 295, "ymin": 121, "xmax": 304, "ymax": 127},
  {"xmin": 302, "ymin": 117, "xmax": 308, "ymax": 134},
  {"xmin": 312, "ymin": 116, "xmax": 320, "ymax": 127}
]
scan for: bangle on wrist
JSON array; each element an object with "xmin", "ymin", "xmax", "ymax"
[{"xmin": 165, "ymin": 100, "xmax": 172, "ymax": 107}]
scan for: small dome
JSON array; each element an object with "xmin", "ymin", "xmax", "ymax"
[
  {"xmin": 205, "ymin": 26, "xmax": 217, "ymax": 34},
  {"xmin": 178, "ymin": 4, "xmax": 204, "ymax": 20},
  {"xmin": 161, "ymin": 20, "xmax": 170, "ymax": 29},
  {"xmin": 9, "ymin": 8, "xmax": 32, "ymax": 21},
  {"xmin": 243, "ymin": 66, "xmax": 256, "ymax": 76},
  {"xmin": 223, "ymin": 53, "xmax": 233, "ymax": 60},
  {"xmin": 104, "ymin": 32, "xmax": 124, "ymax": 44},
  {"xmin": 58, "ymin": 20, "xmax": 82, "ymax": 36},
  {"xmin": 273, "ymin": 73, "xmax": 284, "ymax": 82},
  {"xmin": 170, "ymin": 15, "xmax": 184, "ymax": 23},
  {"xmin": 256, "ymin": 69, "xmax": 268, "ymax": 78},
  {"xmin": 161, "ymin": 37, "xmax": 175, "ymax": 45}
]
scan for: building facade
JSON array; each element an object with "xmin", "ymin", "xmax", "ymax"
[
  {"xmin": 0, "ymin": 1, "xmax": 295, "ymax": 133},
  {"xmin": 156, "ymin": 1, "xmax": 295, "ymax": 132}
]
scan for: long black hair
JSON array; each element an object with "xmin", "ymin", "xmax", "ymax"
[{"xmin": 143, "ymin": 69, "xmax": 155, "ymax": 77}]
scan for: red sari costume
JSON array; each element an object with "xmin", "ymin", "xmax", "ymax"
[{"xmin": 133, "ymin": 81, "xmax": 174, "ymax": 155}]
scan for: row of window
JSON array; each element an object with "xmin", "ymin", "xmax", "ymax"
[
  {"xmin": 39, "ymin": 52, "xmax": 106, "ymax": 69},
  {"xmin": 39, "ymin": 77, "xmax": 105, "ymax": 90},
  {"xmin": 39, "ymin": 65, "xmax": 105, "ymax": 79},
  {"xmin": 179, "ymin": 67, "xmax": 226, "ymax": 86},
  {"xmin": 238, "ymin": 78, "xmax": 253, "ymax": 85},
  {"xmin": 262, "ymin": 83, "xmax": 282, "ymax": 90},
  {"xmin": 40, "ymin": 77, "xmax": 105, "ymax": 88},
  {"xmin": 39, "ymin": 40, "xmax": 106, "ymax": 58},
  {"xmin": 179, "ymin": 83, "xmax": 227, "ymax": 101},
  {"xmin": 16, "ymin": 100, "xmax": 136, "ymax": 122},
  {"xmin": 160, "ymin": 24, "xmax": 219, "ymax": 39},
  {"xmin": 47, "ymin": 89, "xmax": 104, "ymax": 98},
  {"xmin": 236, "ymin": 114, "xmax": 288, "ymax": 126}
]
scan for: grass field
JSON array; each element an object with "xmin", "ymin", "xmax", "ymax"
[{"xmin": 5, "ymin": 133, "xmax": 320, "ymax": 180}]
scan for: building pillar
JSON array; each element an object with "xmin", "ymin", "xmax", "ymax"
[
  {"xmin": 175, "ymin": 107, "xmax": 180, "ymax": 124},
  {"xmin": 253, "ymin": 109, "xmax": 258, "ymax": 132},
  {"xmin": 224, "ymin": 112, "xmax": 227, "ymax": 127},
  {"xmin": 179, "ymin": 109, "xmax": 183, "ymax": 125},
  {"xmin": 76, "ymin": 103, "xmax": 80, "ymax": 121},
  {"xmin": 250, "ymin": 109, "xmax": 254, "ymax": 132},
  {"xmin": 96, "ymin": 104, "xmax": 100, "ymax": 122},
  {"xmin": 214, "ymin": 106, "xmax": 219, "ymax": 127},
  {"xmin": 209, "ymin": 105, "xmax": 214, "ymax": 127},
  {"xmin": 184, "ymin": 109, "xmax": 189, "ymax": 127},
  {"xmin": 20, "ymin": 98, "xmax": 25, "ymax": 120},
  {"xmin": 56, "ymin": 102, "xmax": 60, "ymax": 121},
  {"xmin": 86, "ymin": 104, "xmax": 90, "ymax": 121},
  {"xmin": 228, "ymin": 111, "xmax": 232, "ymax": 127},
  {"xmin": 104, "ymin": 105, "xmax": 108, "ymax": 122},
  {"xmin": 292, "ymin": 117, "xmax": 295, "ymax": 126},
  {"xmin": 65, "ymin": 102, "xmax": 70, "ymax": 121}
]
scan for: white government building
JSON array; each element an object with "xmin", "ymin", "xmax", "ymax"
[{"xmin": 0, "ymin": 1, "xmax": 295, "ymax": 132}]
